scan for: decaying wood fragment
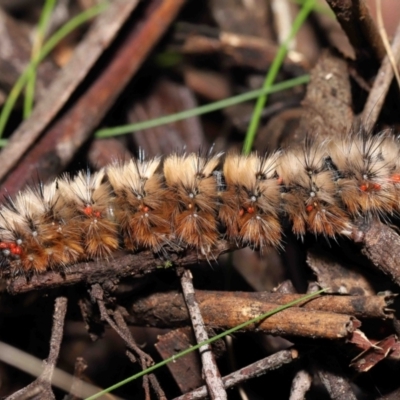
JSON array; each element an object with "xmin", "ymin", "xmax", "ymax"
[
  {"xmin": 356, "ymin": 220, "xmax": 400, "ymax": 287},
  {"xmin": 227, "ymin": 291, "xmax": 395, "ymax": 320},
  {"xmin": 128, "ymin": 290, "xmax": 360, "ymax": 340},
  {"xmin": 350, "ymin": 334, "xmax": 398, "ymax": 372},
  {"xmin": 155, "ymin": 328, "xmax": 204, "ymax": 394},
  {"xmin": 307, "ymin": 248, "xmax": 377, "ymax": 296}
]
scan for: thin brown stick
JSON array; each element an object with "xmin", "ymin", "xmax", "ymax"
[
  {"xmin": 179, "ymin": 268, "xmax": 227, "ymax": 400},
  {"xmin": 362, "ymin": 21, "xmax": 400, "ymax": 130},
  {"xmin": 65, "ymin": 357, "xmax": 88, "ymax": 400},
  {"xmin": 114, "ymin": 310, "xmax": 167, "ymax": 400},
  {"xmin": 377, "ymin": 386, "xmax": 400, "ymax": 400},
  {"xmin": 43, "ymin": 297, "xmax": 68, "ymax": 381},
  {"xmin": 91, "ymin": 284, "xmax": 166, "ymax": 399},
  {"xmin": 125, "ymin": 351, "xmax": 151, "ymax": 400},
  {"xmin": 6, "ymin": 240, "xmax": 235, "ymax": 294},
  {"xmin": 325, "ymin": 0, "xmax": 385, "ymax": 67},
  {"xmin": 173, "ymin": 349, "xmax": 298, "ymax": 400},
  {"xmin": 6, "ymin": 296, "xmax": 68, "ymax": 400},
  {"xmin": 92, "ymin": 284, "xmax": 138, "ymax": 358}
]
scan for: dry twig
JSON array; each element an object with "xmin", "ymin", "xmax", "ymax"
[
  {"xmin": 6, "ymin": 297, "xmax": 68, "ymax": 400},
  {"xmin": 179, "ymin": 268, "xmax": 227, "ymax": 400},
  {"xmin": 90, "ymin": 283, "xmax": 166, "ymax": 399},
  {"xmin": 64, "ymin": 357, "xmax": 88, "ymax": 400},
  {"xmin": 362, "ymin": 21, "xmax": 400, "ymax": 130},
  {"xmin": 173, "ymin": 349, "xmax": 299, "ymax": 400},
  {"xmin": 6, "ymin": 241, "xmax": 234, "ymax": 294},
  {"xmin": 325, "ymin": 0, "xmax": 385, "ymax": 69}
]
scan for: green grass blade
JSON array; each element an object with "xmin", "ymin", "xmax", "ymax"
[
  {"xmin": 0, "ymin": 2, "xmax": 107, "ymax": 139},
  {"xmin": 0, "ymin": 75, "xmax": 308, "ymax": 147},
  {"xmin": 95, "ymin": 74, "xmax": 309, "ymax": 138},
  {"xmin": 85, "ymin": 288, "xmax": 326, "ymax": 400},
  {"xmin": 24, "ymin": 0, "xmax": 57, "ymax": 119},
  {"xmin": 290, "ymin": 0, "xmax": 334, "ymax": 16},
  {"xmin": 242, "ymin": 0, "xmax": 316, "ymax": 154}
]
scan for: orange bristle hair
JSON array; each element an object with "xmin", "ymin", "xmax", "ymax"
[
  {"xmin": 163, "ymin": 152, "xmax": 222, "ymax": 255},
  {"xmin": 376, "ymin": 133, "xmax": 400, "ymax": 211},
  {"xmin": 57, "ymin": 169, "xmax": 119, "ymax": 259},
  {"xmin": 219, "ymin": 152, "xmax": 282, "ymax": 249},
  {"xmin": 107, "ymin": 156, "xmax": 171, "ymax": 252},
  {"xmin": 277, "ymin": 141, "xmax": 353, "ymax": 238},
  {"xmin": 328, "ymin": 132, "xmax": 397, "ymax": 218},
  {"xmin": 0, "ymin": 182, "xmax": 83, "ymax": 274}
]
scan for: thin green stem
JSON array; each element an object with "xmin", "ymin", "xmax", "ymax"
[
  {"xmin": 242, "ymin": 0, "xmax": 316, "ymax": 154},
  {"xmin": 85, "ymin": 288, "xmax": 326, "ymax": 400},
  {"xmin": 0, "ymin": 74, "xmax": 309, "ymax": 147},
  {"xmin": 0, "ymin": 2, "xmax": 107, "ymax": 138},
  {"xmin": 95, "ymin": 75, "xmax": 309, "ymax": 138},
  {"xmin": 290, "ymin": 0, "xmax": 334, "ymax": 16},
  {"xmin": 24, "ymin": 0, "xmax": 56, "ymax": 119}
]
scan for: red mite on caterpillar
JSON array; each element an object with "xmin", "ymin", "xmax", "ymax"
[{"xmin": 1, "ymin": 130, "xmax": 400, "ymax": 275}]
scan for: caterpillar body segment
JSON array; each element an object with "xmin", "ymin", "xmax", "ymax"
[
  {"xmin": 163, "ymin": 152, "xmax": 222, "ymax": 255},
  {"xmin": 57, "ymin": 169, "xmax": 119, "ymax": 260},
  {"xmin": 277, "ymin": 141, "xmax": 353, "ymax": 238},
  {"xmin": 219, "ymin": 152, "xmax": 282, "ymax": 250},
  {"xmin": 107, "ymin": 157, "xmax": 172, "ymax": 252}
]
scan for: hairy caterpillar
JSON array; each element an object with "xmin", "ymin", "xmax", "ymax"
[{"xmin": 0, "ymin": 131, "xmax": 399, "ymax": 275}]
